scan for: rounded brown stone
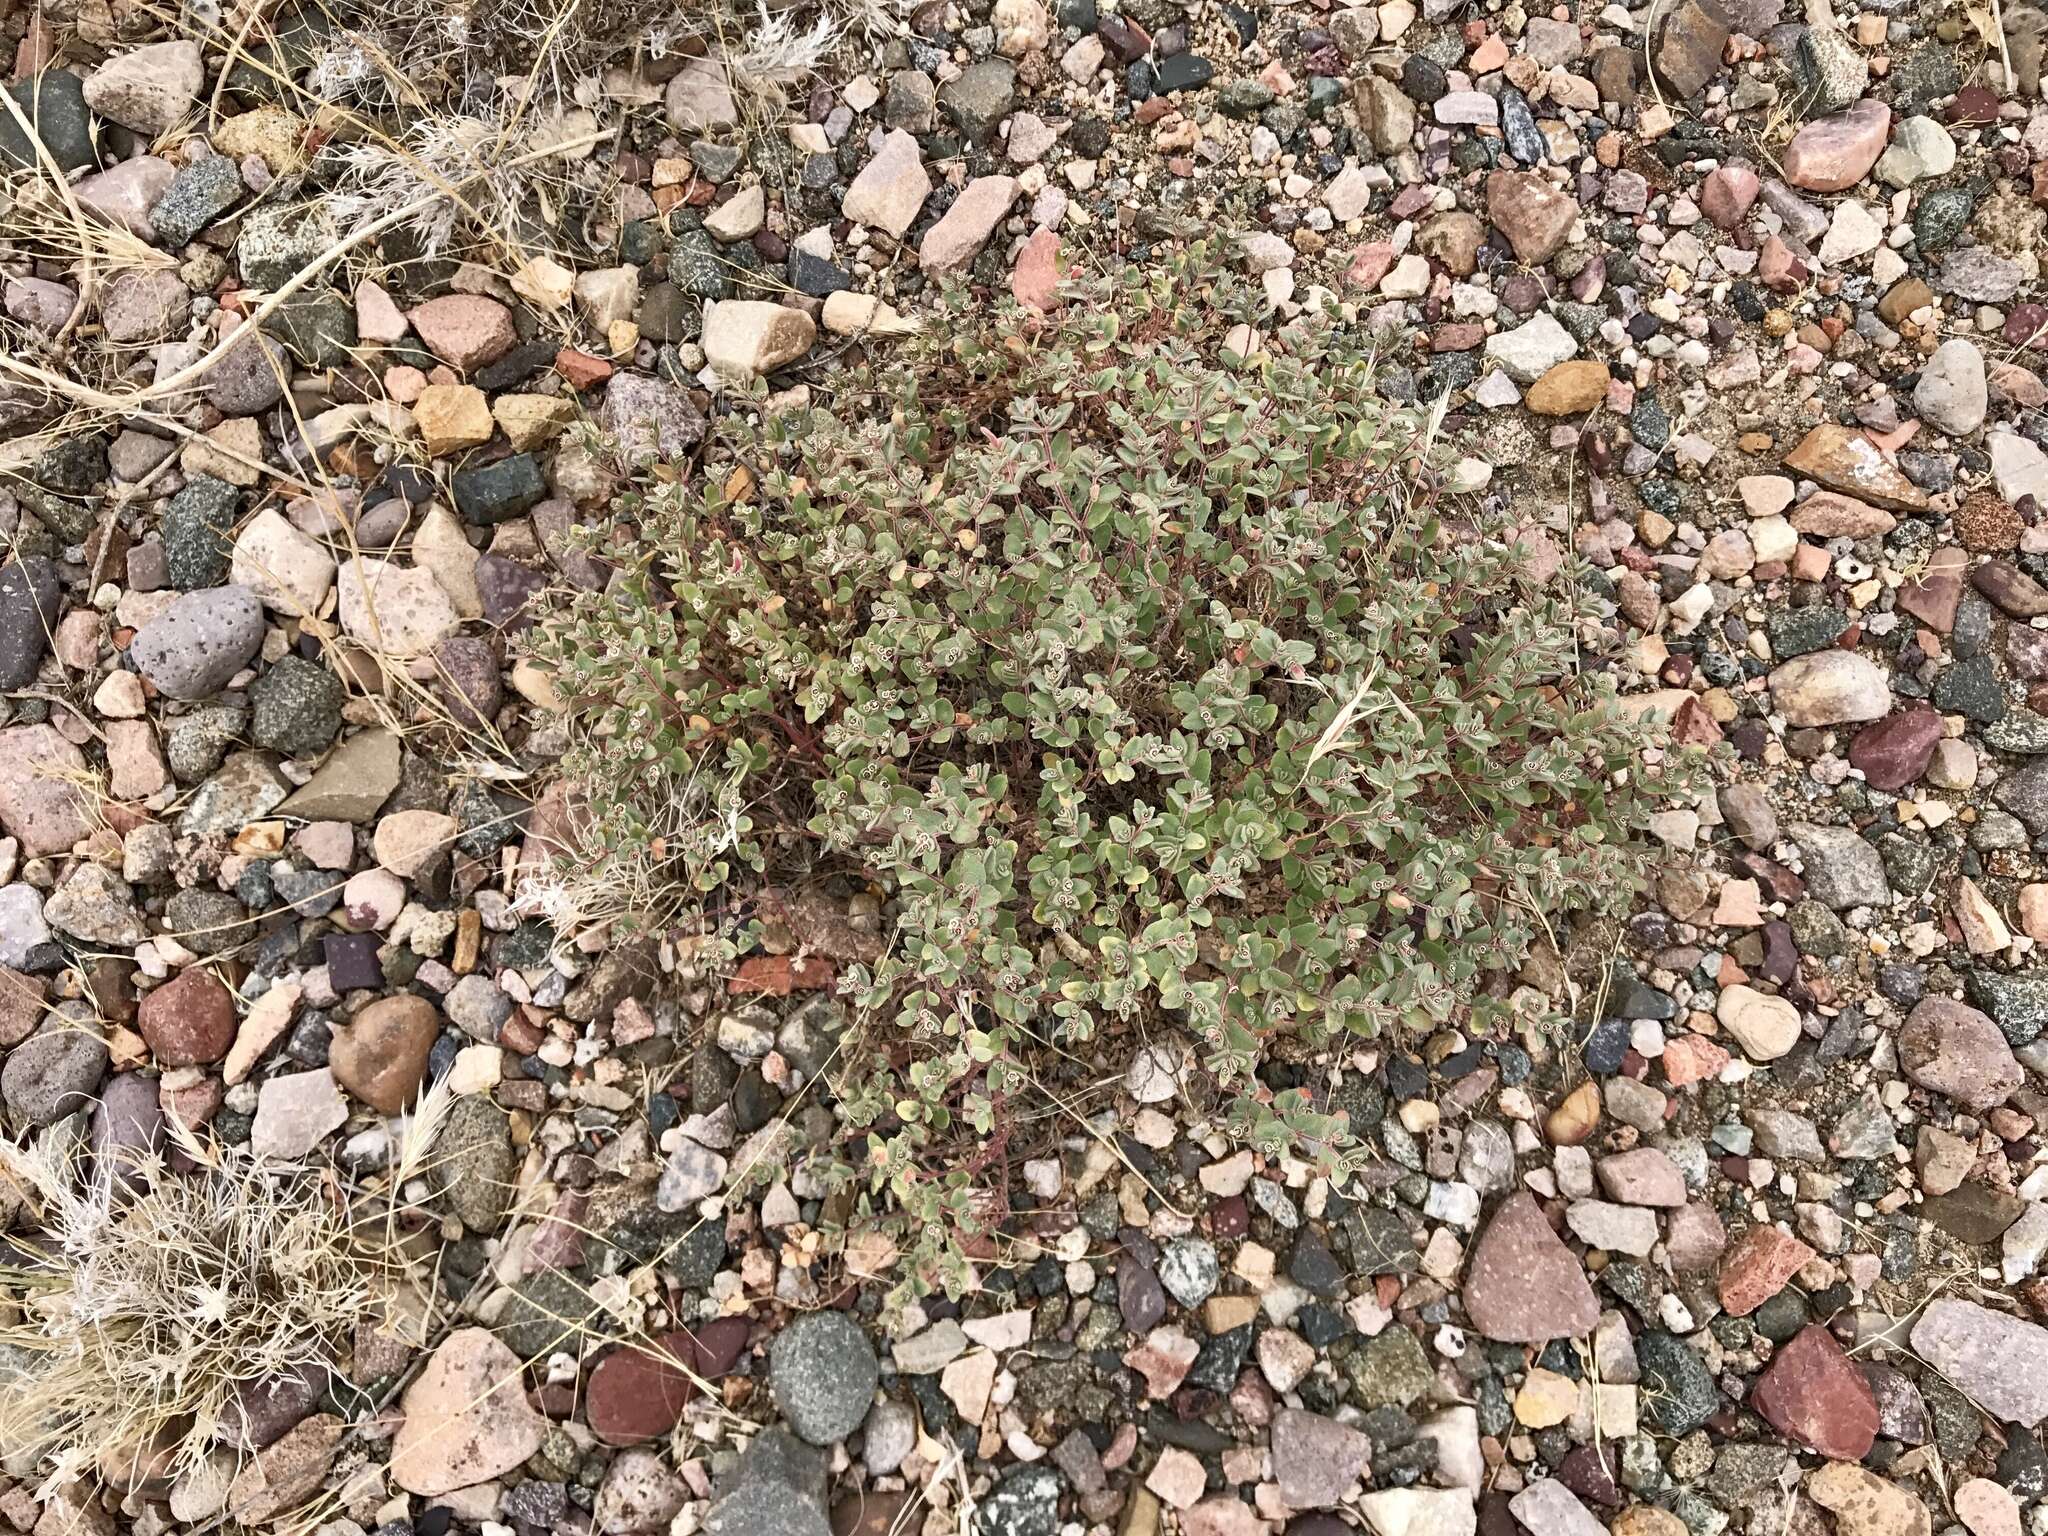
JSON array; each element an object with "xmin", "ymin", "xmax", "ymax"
[
  {"xmin": 138, "ymin": 967, "xmax": 237, "ymax": 1067},
  {"xmin": 329, "ymin": 994, "xmax": 440, "ymax": 1113}
]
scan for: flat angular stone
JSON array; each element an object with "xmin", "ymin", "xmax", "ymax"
[
  {"xmin": 1463, "ymin": 1193, "xmax": 1599, "ymax": 1342},
  {"xmin": 1908, "ymin": 1300, "xmax": 2048, "ymax": 1428},
  {"xmin": 1717, "ymin": 1224, "xmax": 1813, "ymax": 1316},
  {"xmin": 1750, "ymin": 1324, "xmax": 1878, "ymax": 1459}
]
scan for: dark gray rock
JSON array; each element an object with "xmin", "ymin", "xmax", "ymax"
[
  {"xmin": 453, "ymin": 454, "xmax": 547, "ymax": 524},
  {"xmin": 0, "ymin": 73, "xmax": 96, "ymax": 173},
  {"xmin": 768, "ymin": 1311, "xmax": 878, "ymax": 1445},
  {"xmin": 2, "ymin": 1018, "xmax": 110, "ymax": 1126},
  {"xmin": 162, "ymin": 476, "xmax": 241, "ymax": 589},
  {"xmin": 163, "ymin": 888, "xmax": 256, "ymax": 956},
  {"xmin": 0, "ymin": 557, "xmax": 61, "ymax": 690},
  {"xmin": 1637, "ymin": 1330, "xmax": 1718, "ymax": 1435},
  {"xmin": 1787, "ymin": 823, "xmax": 1889, "ymax": 910},
  {"xmin": 249, "ymin": 654, "xmax": 344, "ymax": 755},
  {"xmin": 940, "ymin": 60, "xmax": 1018, "ymax": 144},
  {"xmin": 150, "ymin": 155, "xmax": 245, "ymax": 247}
]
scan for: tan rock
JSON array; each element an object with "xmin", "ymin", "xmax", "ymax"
[
  {"xmin": 702, "ymin": 300, "xmax": 816, "ymax": 381},
  {"xmin": 1806, "ymin": 1463, "xmax": 1929, "ymax": 1536},
  {"xmin": 231, "ymin": 507, "xmax": 336, "ymax": 618},
  {"xmin": 704, "ymin": 186, "xmax": 766, "ymax": 242},
  {"xmin": 574, "ymin": 266, "xmax": 640, "ymax": 330},
  {"xmin": 1716, "ymin": 984, "xmax": 1801, "ymax": 1061},
  {"xmin": 511, "ymin": 255, "xmax": 575, "ymax": 311},
  {"xmin": 411, "ymin": 505, "xmax": 483, "ymax": 619},
  {"xmin": 213, "ymin": 104, "xmax": 307, "ymax": 173},
  {"xmin": 337, "ymin": 558, "xmax": 459, "ymax": 659},
  {"xmin": 493, "ymin": 393, "xmax": 576, "ymax": 452},
  {"xmin": 843, "ymin": 129, "xmax": 931, "ymax": 238},
  {"xmin": 373, "ymin": 809, "xmax": 459, "ymax": 879},
  {"xmin": 180, "ymin": 417, "xmax": 264, "ymax": 487},
  {"xmin": 413, "ymin": 383, "xmax": 494, "ymax": 457}
]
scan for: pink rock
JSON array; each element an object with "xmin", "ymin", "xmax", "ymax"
[
  {"xmin": 354, "ymin": 280, "xmax": 410, "ymax": 344},
  {"xmin": 1782, "ymin": 100, "xmax": 1892, "ymax": 193},
  {"xmin": 406, "ymin": 294, "xmax": 517, "ymax": 372},
  {"xmin": 0, "ymin": 724, "xmax": 91, "ymax": 855},
  {"xmin": 1596, "ymin": 1147, "xmax": 1687, "ymax": 1207},
  {"xmin": 1718, "ymin": 1223, "xmax": 1815, "ymax": 1316},
  {"xmin": 1750, "ymin": 1324, "xmax": 1879, "ymax": 1460},
  {"xmin": 919, "ymin": 175, "xmax": 1019, "ymax": 275},
  {"xmin": 1012, "ymin": 227, "xmax": 1063, "ymax": 311},
  {"xmin": 73, "ymin": 156, "xmax": 177, "ymax": 239},
  {"xmin": 106, "ymin": 719, "xmax": 168, "ymax": 801},
  {"xmin": 1464, "ymin": 1192, "xmax": 1601, "ymax": 1342},
  {"xmin": 1700, "ymin": 163, "xmax": 1760, "ymax": 230},
  {"xmin": 1897, "ymin": 545, "xmax": 1967, "ymax": 631},
  {"xmin": 1666, "ymin": 1202, "xmax": 1728, "ymax": 1272},
  {"xmin": 1346, "ymin": 242, "xmax": 1397, "ymax": 288},
  {"xmin": 1758, "ymin": 234, "xmax": 1807, "ymax": 291}
]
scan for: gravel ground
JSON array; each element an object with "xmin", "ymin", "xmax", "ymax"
[{"xmin": 2, "ymin": 1, "xmax": 2048, "ymax": 1535}]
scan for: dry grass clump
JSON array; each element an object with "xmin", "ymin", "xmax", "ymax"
[{"xmin": 0, "ymin": 1121, "xmax": 419, "ymax": 1498}]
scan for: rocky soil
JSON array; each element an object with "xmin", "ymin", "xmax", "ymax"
[{"xmin": 3, "ymin": 0, "xmax": 2048, "ymax": 1535}]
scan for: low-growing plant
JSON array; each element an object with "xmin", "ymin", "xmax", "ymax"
[{"xmin": 537, "ymin": 250, "xmax": 1683, "ymax": 1299}]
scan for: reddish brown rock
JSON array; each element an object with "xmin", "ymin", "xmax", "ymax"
[
  {"xmin": 1486, "ymin": 170, "xmax": 1577, "ymax": 265},
  {"xmin": 1973, "ymin": 560, "xmax": 2048, "ymax": 619},
  {"xmin": 689, "ymin": 1316, "xmax": 750, "ymax": 1378},
  {"xmin": 1898, "ymin": 997, "xmax": 2023, "ymax": 1111},
  {"xmin": 138, "ymin": 968, "xmax": 238, "ymax": 1067},
  {"xmin": 1750, "ymin": 1324, "xmax": 1879, "ymax": 1459},
  {"xmin": 1652, "ymin": 0, "xmax": 1730, "ymax": 99},
  {"xmin": 1717, "ymin": 1224, "xmax": 1814, "ymax": 1317},
  {"xmin": 586, "ymin": 1332, "xmax": 697, "ymax": 1446},
  {"xmin": 1849, "ymin": 707, "xmax": 1943, "ymax": 791},
  {"xmin": 1897, "ymin": 546, "xmax": 1968, "ymax": 632},
  {"xmin": 1782, "ymin": 423, "xmax": 1929, "ymax": 513},
  {"xmin": 329, "ymin": 994, "xmax": 440, "ymax": 1113},
  {"xmin": 1464, "ymin": 1193, "xmax": 1601, "ymax": 1342},
  {"xmin": 1782, "ymin": 101, "xmax": 1892, "ymax": 193}
]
